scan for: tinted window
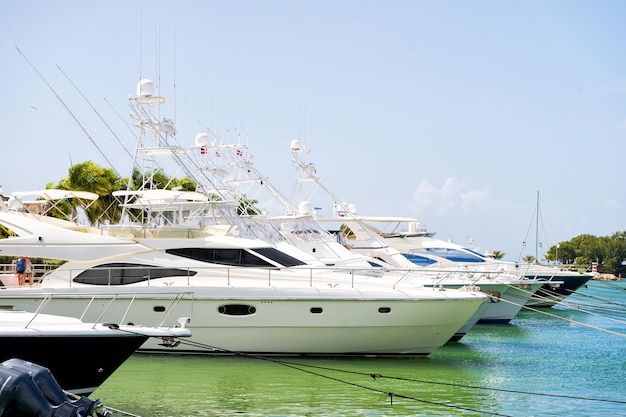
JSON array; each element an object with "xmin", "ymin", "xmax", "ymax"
[
  {"xmin": 73, "ymin": 262, "xmax": 196, "ymax": 285},
  {"xmin": 403, "ymin": 253, "xmax": 438, "ymax": 266},
  {"xmin": 166, "ymin": 248, "xmax": 275, "ymax": 267},
  {"xmin": 414, "ymin": 248, "xmax": 486, "ymax": 263},
  {"xmin": 253, "ymin": 247, "xmax": 306, "ymax": 267}
]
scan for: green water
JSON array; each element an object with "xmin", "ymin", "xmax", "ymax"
[{"xmin": 93, "ymin": 280, "xmax": 626, "ymax": 416}]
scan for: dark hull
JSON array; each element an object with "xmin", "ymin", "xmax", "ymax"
[
  {"xmin": 0, "ymin": 335, "xmax": 149, "ymax": 396},
  {"xmin": 526, "ymin": 274, "xmax": 592, "ymax": 307}
]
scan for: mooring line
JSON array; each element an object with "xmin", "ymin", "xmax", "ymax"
[
  {"xmin": 489, "ymin": 290, "xmax": 626, "ymax": 338},
  {"xmin": 167, "ymin": 338, "xmax": 513, "ymax": 416},
  {"xmin": 169, "ymin": 338, "xmax": 626, "ymax": 413}
]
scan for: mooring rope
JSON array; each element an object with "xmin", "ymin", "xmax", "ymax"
[
  {"xmin": 157, "ymin": 338, "xmax": 514, "ymax": 416},
  {"xmin": 168, "ymin": 337, "xmax": 626, "ymax": 416},
  {"xmin": 490, "ymin": 286, "xmax": 626, "ymax": 337}
]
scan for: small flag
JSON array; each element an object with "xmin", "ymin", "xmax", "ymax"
[
  {"xmin": 215, "ymin": 151, "xmax": 221, "ymax": 157},
  {"xmin": 200, "ymin": 147, "xmax": 207, "ymax": 155},
  {"xmin": 236, "ymin": 149, "xmax": 243, "ymax": 156}
]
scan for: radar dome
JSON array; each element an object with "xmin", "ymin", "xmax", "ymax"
[
  {"xmin": 290, "ymin": 140, "xmax": 301, "ymax": 151},
  {"xmin": 137, "ymin": 79, "xmax": 154, "ymax": 97},
  {"xmin": 298, "ymin": 201, "xmax": 312, "ymax": 215},
  {"xmin": 195, "ymin": 133, "xmax": 210, "ymax": 147}
]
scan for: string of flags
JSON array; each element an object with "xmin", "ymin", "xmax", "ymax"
[{"xmin": 197, "ymin": 148, "xmax": 253, "ymax": 159}]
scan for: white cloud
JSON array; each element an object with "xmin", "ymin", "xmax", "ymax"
[
  {"xmin": 461, "ymin": 189, "xmax": 489, "ymax": 211},
  {"xmin": 411, "ymin": 177, "xmax": 488, "ymax": 216},
  {"xmin": 602, "ymin": 199, "xmax": 620, "ymax": 210}
]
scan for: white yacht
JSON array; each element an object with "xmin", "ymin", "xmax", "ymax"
[
  {"xmin": 342, "ymin": 215, "xmax": 592, "ymax": 307},
  {"xmin": 0, "ymin": 201, "xmax": 487, "ymax": 356}
]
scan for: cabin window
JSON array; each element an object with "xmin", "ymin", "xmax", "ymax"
[
  {"xmin": 217, "ymin": 304, "xmax": 257, "ymax": 316},
  {"xmin": 72, "ymin": 263, "xmax": 196, "ymax": 285},
  {"xmin": 310, "ymin": 307, "xmax": 323, "ymax": 314},
  {"xmin": 378, "ymin": 307, "xmax": 391, "ymax": 313}
]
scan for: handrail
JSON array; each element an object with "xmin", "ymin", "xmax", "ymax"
[
  {"xmin": 13, "ymin": 263, "xmax": 541, "ymax": 294},
  {"xmin": 17, "ymin": 291, "xmax": 195, "ymax": 329}
]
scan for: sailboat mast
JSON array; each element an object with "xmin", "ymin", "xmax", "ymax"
[{"xmin": 535, "ymin": 190, "xmax": 539, "ymax": 262}]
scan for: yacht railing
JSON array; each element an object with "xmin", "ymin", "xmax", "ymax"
[
  {"xmin": 4, "ymin": 290, "xmax": 195, "ymax": 328},
  {"xmin": 23, "ymin": 263, "xmax": 536, "ymax": 291},
  {"xmin": 0, "ymin": 263, "xmax": 58, "ymax": 279}
]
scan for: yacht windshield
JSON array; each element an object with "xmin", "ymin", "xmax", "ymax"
[
  {"xmin": 166, "ymin": 247, "xmax": 305, "ymax": 267},
  {"xmin": 252, "ymin": 247, "xmax": 307, "ymax": 267},
  {"xmin": 412, "ymin": 248, "xmax": 487, "ymax": 263},
  {"xmin": 402, "ymin": 253, "xmax": 438, "ymax": 266}
]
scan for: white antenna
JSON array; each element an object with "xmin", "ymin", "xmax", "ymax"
[
  {"xmin": 138, "ymin": 12, "xmax": 142, "ymax": 82},
  {"xmin": 173, "ymin": 21, "xmax": 177, "ymax": 129}
]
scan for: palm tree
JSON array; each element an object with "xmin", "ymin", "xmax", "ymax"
[
  {"xmin": 490, "ymin": 250, "xmax": 505, "ymax": 260},
  {"xmin": 54, "ymin": 161, "xmax": 125, "ymax": 225},
  {"xmin": 522, "ymin": 255, "xmax": 536, "ymax": 264}
]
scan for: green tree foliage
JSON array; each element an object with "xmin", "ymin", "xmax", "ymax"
[
  {"xmin": 129, "ymin": 168, "xmax": 197, "ymax": 192},
  {"xmin": 49, "ymin": 161, "xmax": 198, "ymax": 227},
  {"xmin": 236, "ymin": 195, "xmax": 260, "ymax": 216},
  {"xmin": 543, "ymin": 232, "xmax": 626, "ymax": 275},
  {"xmin": 0, "ymin": 224, "xmax": 15, "ymax": 239},
  {"xmin": 52, "ymin": 161, "xmax": 125, "ymax": 225},
  {"xmin": 490, "ymin": 250, "xmax": 505, "ymax": 260}
]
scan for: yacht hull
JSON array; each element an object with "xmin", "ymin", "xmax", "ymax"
[
  {"xmin": 0, "ymin": 286, "xmax": 485, "ymax": 356},
  {"xmin": 521, "ymin": 271, "xmax": 592, "ymax": 307},
  {"xmin": 0, "ymin": 310, "xmax": 191, "ymax": 396},
  {"xmin": 0, "ymin": 334, "xmax": 149, "ymax": 396}
]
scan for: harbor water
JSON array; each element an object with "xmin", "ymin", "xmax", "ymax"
[{"xmin": 93, "ymin": 280, "xmax": 626, "ymax": 417}]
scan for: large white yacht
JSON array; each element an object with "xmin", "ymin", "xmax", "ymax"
[{"xmin": 0, "ymin": 208, "xmax": 487, "ymax": 356}]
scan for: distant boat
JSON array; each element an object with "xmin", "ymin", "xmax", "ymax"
[{"xmin": 344, "ymin": 215, "xmax": 592, "ymax": 308}]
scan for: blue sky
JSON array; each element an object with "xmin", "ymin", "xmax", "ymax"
[{"xmin": 1, "ymin": 0, "xmax": 625, "ymax": 262}]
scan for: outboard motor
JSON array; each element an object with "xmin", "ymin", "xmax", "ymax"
[{"xmin": 0, "ymin": 358, "xmax": 100, "ymax": 417}]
